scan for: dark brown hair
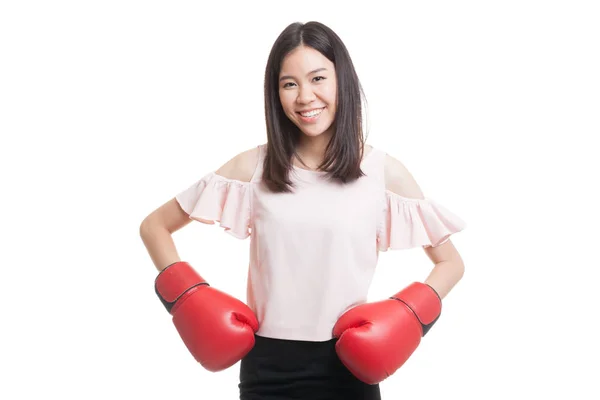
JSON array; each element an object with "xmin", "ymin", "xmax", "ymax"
[{"xmin": 262, "ymin": 21, "xmax": 369, "ymax": 193}]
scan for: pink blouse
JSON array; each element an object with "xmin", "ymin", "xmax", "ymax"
[{"xmin": 175, "ymin": 144, "xmax": 466, "ymax": 341}]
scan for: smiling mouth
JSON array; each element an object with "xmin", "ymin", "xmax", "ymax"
[{"xmin": 297, "ymin": 107, "xmax": 325, "ymax": 118}]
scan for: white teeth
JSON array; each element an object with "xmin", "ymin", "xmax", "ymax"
[{"xmin": 300, "ymin": 108, "xmax": 324, "ymax": 117}]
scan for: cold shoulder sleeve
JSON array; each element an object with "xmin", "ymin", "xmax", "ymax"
[
  {"xmin": 377, "ymin": 190, "xmax": 466, "ymax": 251},
  {"xmin": 175, "ymin": 172, "xmax": 252, "ymax": 239}
]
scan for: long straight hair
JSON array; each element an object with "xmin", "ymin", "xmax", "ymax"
[{"xmin": 262, "ymin": 21, "xmax": 369, "ymax": 193}]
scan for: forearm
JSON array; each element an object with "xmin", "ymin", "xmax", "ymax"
[
  {"xmin": 139, "ymin": 221, "xmax": 182, "ymax": 272},
  {"xmin": 424, "ymin": 260, "xmax": 465, "ymax": 300}
]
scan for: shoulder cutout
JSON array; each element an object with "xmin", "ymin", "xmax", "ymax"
[
  {"xmin": 383, "ymin": 153, "xmax": 425, "ymax": 200},
  {"xmin": 215, "ymin": 146, "xmax": 260, "ymax": 183}
]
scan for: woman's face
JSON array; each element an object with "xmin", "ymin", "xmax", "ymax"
[{"xmin": 278, "ymin": 45, "xmax": 337, "ymax": 139}]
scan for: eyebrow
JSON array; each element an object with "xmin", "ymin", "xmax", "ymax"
[{"xmin": 279, "ymin": 68, "xmax": 328, "ymax": 82}]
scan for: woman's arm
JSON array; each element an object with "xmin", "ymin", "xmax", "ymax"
[
  {"xmin": 423, "ymin": 240, "xmax": 465, "ymax": 299},
  {"xmin": 139, "ymin": 198, "xmax": 191, "ymax": 272},
  {"xmin": 139, "ymin": 146, "xmax": 260, "ymax": 272},
  {"xmin": 384, "ymin": 153, "xmax": 465, "ymax": 299}
]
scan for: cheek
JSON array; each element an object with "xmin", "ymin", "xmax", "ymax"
[
  {"xmin": 279, "ymin": 92, "xmax": 300, "ymax": 122},
  {"xmin": 321, "ymin": 84, "xmax": 337, "ymax": 106},
  {"xmin": 278, "ymin": 91, "xmax": 293, "ymax": 112}
]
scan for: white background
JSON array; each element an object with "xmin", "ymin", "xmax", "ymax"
[{"xmin": 1, "ymin": 1, "xmax": 599, "ymax": 399}]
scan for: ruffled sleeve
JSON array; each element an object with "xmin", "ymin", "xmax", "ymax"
[
  {"xmin": 377, "ymin": 190, "xmax": 466, "ymax": 251},
  {"xmin": 175, "ymin": 172, "xmax": 251, "ymax": 239}
]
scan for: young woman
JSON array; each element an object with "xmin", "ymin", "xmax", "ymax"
[{"xmin": 140, "ymin": 21, "xmax": 466, "ymax": 400}]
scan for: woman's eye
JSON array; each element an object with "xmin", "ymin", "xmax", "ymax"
[
  {"xmin": 283, "ymin": 82, "xmax": 296, "ymax": 88},
  {"xmin": 313, "ymin": 76, "xmax": 326, "ymax": 82}
]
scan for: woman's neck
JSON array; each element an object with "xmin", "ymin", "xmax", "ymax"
[{"xmin": 295, "ymin": 134, "xmax": 332, "ymax": 170}]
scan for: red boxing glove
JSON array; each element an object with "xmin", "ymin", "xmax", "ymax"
[
  {"xmin": 332, "ymin": 282, "xmax": 441, "ymax": 384},
  {"xmin": 155, "ymin": 261, "xmax": 259, "ymax": 372}
]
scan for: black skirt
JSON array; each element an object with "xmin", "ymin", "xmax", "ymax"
[{"xmin": 239, "ymin": 334, "xmax": 381, "ymax": 400}]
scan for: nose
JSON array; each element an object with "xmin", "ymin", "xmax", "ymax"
[{"xmin": 296, "ymin": 85, "xmax": 316, "ymax": 105}]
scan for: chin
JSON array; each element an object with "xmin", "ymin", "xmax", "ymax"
[
  {"xmin": 297, "ymin": 123, "xmax": 334, "ymax": 138},
  {"xmin": 300, "ymin": 129, "xmax": 326, "ymax": 137}
]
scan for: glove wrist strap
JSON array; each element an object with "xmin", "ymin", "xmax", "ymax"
[
  {"xmin": 154, "ymin": 261, "xmax": 209, "ymax": 313},
  {"xmin": 390, "ymin": 282, "xmax": 442, "ymax": 336}
]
